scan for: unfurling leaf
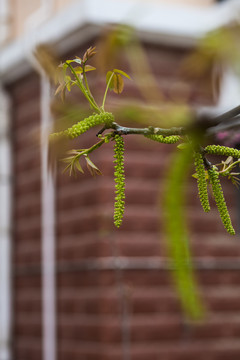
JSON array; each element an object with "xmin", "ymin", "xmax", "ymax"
[
  {"xmin": 83, "ymin": 46, "xmax": 97, "ymax": 62},
  {"xmin": 85, "ymin": 65, "xmax": 96, "ymax": 72},
  {"xmin": 75, "ymin": 65, "xmax": 96, "ymax": 74},
  {"xmin": 85, "ymin": 156, "xmax": 102, "ymax": 176},
  {"xmin": 66, "ymin": 59, "xmax": 80, "ymax": 65},
  {"xmin": 75, "ymin": 160, "xmax": 84, "ymax": 174},
  {"xmin": 113, "ymin": 73, "xmax": 124, "ymax": 94}
]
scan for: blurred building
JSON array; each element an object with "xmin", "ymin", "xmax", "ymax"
[{"xmin": 1, "ymin": 1, "xmax": 240, "ymax": 360}]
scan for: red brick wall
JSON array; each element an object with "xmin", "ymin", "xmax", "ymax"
[
  {"xmin": 7, "ymin": 41, "xmax": 240, "ymax": 360},
  {"xmin": 8, "ymin": 73, "xmax": 42, "ymax": 360}
]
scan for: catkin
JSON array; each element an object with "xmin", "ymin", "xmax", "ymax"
[
  {"xmin": 144, "ymin": 134, "xmax": 180, "ymax": 144},
  {"xmin": 113, "ymin": 135, "xmax": 125, "ymax": 228},
  {"xmin": 205, "ymin": 145, "xmax": 240, "ymax": 158},
  {"xmin": 193, "ymin": 152, "xmax": 210, "ymax": 212},
  {"xmin": 50, "ymin": 112, "xmax": 114, "ymax": 140},
  {"xmin": 207, "ymin": 167, "xmax": 235, "ymax": 235}
]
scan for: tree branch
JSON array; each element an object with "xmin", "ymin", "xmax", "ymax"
[
  {"xmin": 110, "ymin": 122, "xmax": 186, "ymax": 136},
  {"xmin": 95, "ymin": 105, "xmax": 240, "ymax": 142}
]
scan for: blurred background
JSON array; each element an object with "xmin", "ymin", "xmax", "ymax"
[{"xmin": 1, "ymin": 0, "xmax": 240, "ymax": 360}]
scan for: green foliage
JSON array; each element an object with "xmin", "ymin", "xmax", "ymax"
[
  {"xmin": 144, "ymin": 134, "xmax": 181, "ymax": 144},
  {"xmin": 106, "ymin": 69, "xmax": 131, "ymax": 94},
  {"xmin": 113, "ymin": 135, "xmax": 125, "ymax": 228},
  {"xmin": 193, "ymin": 152, "xmax": 210, "ymax": 212},
  {"xmin": 207, "ymin": 166, "xmax": 235, "ymax": 235}
]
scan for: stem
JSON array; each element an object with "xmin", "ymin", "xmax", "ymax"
[
  {"xmin": 82, "ymin": 64, "xmax": 99, "ymax": 108},
  {"xmin": 76, "ymin": 134, "xmax": 114, "ymax": 159},
  {"xmin": 67, "ymin": 63, "xmax": 100, "ymax": 113},
  {"xmin": 102, "ymin": 72, "xmax": 114, "ymax": 110},
  {"xmin": 111, "ymin": 123, "xmax": 185, "ymax": 136},
  {"xmin": 85, "ymin": 138, "xmax": 106, "ymax": 154},
  {"xmin": 219, "ymin": 159, "xmax": 240, "ymax": 175}
]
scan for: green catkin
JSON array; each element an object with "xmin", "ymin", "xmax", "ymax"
[
  {"xmin": 165, "ymin": 148, "xmax": 204, "ymax": 319},
  {"xmin": 193, "ymin": 152, "xmax": 210, "ymax": 212},
  {"xmin": 144, "ymin": 134, "xmax": 181, "ymax": 144},
  {"xmin": 205, "ymin": 145, "xmax": 240, "ymax": 158},
  {"xmin": 113, "ymin": 135, "xmax": 125, "ymax": 228},
  {"xmin": 50, "ymin": 112, "xmax": 114, "ymax": 140},
  {"xmin": 207, "ymin": 167, "xmax": 235, "ymax": 235}
]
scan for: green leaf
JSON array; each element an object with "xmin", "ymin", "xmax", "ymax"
[
  {"xmin": 113, "ymin": 73, "xmax": 124, "ymax": 94},
  {"xmin": 85, "ymin": 156, "xmax": 102, "ymax": 176},
  {"xmin": 106, "ymin": 71, "xmax": 114, "ymax": 89},
  {"xmin": 74, "ymin": 56, "xmax": 82, "ymax": 64},
  {"xmin": 66, "ymin": 82, "xmax": 71, "ymax": 92},
  {"xmin": 74, "ymin": 66, "xmax": 83, "ymax": 74},
  {"xmin": 75, "ymin": 160, "xmax": 84, "ymax": 173},
  {"xmin": 73, "ymin": 59, "xmax": 82, "ymax": 65},
  {"xmin": 85, "ymin": 65, "xmax": 96, "ymax": 72},
  {"xmin": 113, "ymin": 69, "xmax": 131, "ymax": 80},
  {"xmin": 65, "ymin": 59, "xmax": 78, "ymax": 65}
]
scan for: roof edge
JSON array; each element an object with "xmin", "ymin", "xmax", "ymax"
[{"xmin": 0, "ymin": 0, "xmax": 237, "ymax": 84}]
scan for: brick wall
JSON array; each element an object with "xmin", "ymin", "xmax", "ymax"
[
  {"xmin": 7, "ymin": 41, "xmax": 240, "ymax": 360},
  {"xmin": 8, "ymin": 73, "xmax": 42, "ymax": 360}
]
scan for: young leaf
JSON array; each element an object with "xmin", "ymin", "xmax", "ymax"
[
  {"xmin": 74, "ymin": 66, "xmax": 83, "ymax": 74},
  {"xmin": 74, "ymin": 57, "xmax": 82, "ymax": 64},
  {"xmin": 113, "ymin": 69, "xmax": 131, "ymax": 80},
  {"xmin": 65, "ymin": 59, "xmax": 78, "ymax": 65},
  {"xmin": 83, "ymin": 46, "xmax": 97, "ymax": 62},
  {"xmin": 73, "ymin": 59, "xmax": 82, "ymax": 65},
  {"xmin": 85, "ymin": 156, "xmax": 102, "ymax": 176},
  {"xmin": 65, "ymin": 75, "xmax": 72, "ymax": 91},
  {"xmin": 75, "ymin": 160, "xmax": 84, "ymax": 174},
  {"xmin": 55, "ymin": 82, "xmax": 66, "ymax": 101},
  {"xmin": 113, "ymin": 73, "xmax": 124, "ymax": 94},
  {"xmin": 74, "ymin": 65, "xmax": 96, "ymax": 74},
  {"xmin": 85, "ymin": 65, "xmax": 96, "ymax": 72}
]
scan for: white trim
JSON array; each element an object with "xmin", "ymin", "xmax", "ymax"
[
  {"xmin": 40, "ymin": 77, "xmax": 56, "ymax": 360},
  {"xmin": 0, "ymin": 0, "xmax": 239, "ymax": 83},
  {"xmin": 217, "ymin": 69, "xmax": 240, "ymax": 111},
  {"xmin": 0, "ymin": 86, "xmax": 12, "ymax": 360},
  {"xmin": 25, "ymin": 4, "xmax": 57, "ymax": 360}
]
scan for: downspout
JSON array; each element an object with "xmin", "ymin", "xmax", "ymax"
[
  {"xmin": 0, "ymin": 3, "xmax": 13, "ymax": 359},
  {"xmin": 25, "ymin": 2, "xmax": 56, "ymax": 360},
  {"xmin": 0, "ymin": 86, "xmax": 12, "ymax": 360},
  {"xmin": 40, "ymin": 74, "xmax": 56, "ymax": 360},
  {"xmin": 28, "ymin": 60, "xmax": 56, "ymax": 360}
]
